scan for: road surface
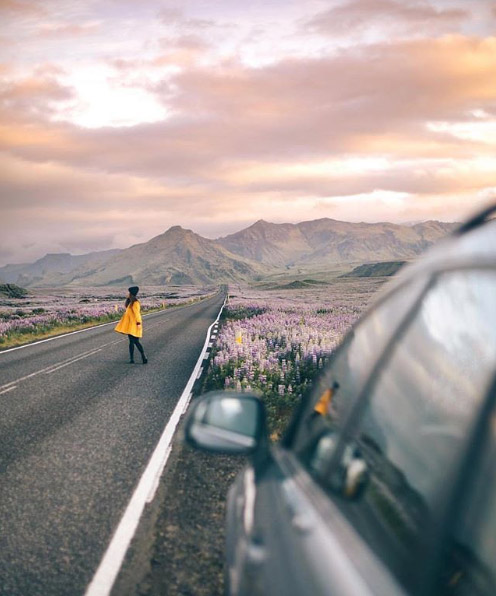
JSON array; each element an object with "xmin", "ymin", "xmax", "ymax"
[{"xmin": 0, "ymin": 291, "xmax": 225, "ymax": 596}]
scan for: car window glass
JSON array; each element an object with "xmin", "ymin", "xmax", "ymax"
[
  {"xmin": 439, "ymin": 406, "xmax": 496, "ymax": 596},
  {"xmin": 331, "ymin": 270, "xmax": 496, "ymax": 590},
  {"xmin": 293, "ymin": 277, "xmax": 426, "ymax": 465}
]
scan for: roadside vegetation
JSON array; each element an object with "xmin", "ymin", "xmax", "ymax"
[
  {"xmin": 203, "ymin": 279, "xmax": 385, "ymax": 438},
  {"xmin": 0, "ymin": 286, "xmax": 214, "ymax": 349},
  {"xmin": 129, "ymin": 278, "xmax": 389, "ymax": 596}
]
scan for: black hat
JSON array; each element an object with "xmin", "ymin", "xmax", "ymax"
[{"xmin": 128, "ymin": 286, "xmax": 139, "ymax": 296}]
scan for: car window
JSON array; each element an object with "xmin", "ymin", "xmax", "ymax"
[
  {"xmin": 292, "ymin": 277, "xmax": 426, "ymax": 467},
  {"xmin": 437, "ymin": 403, "xmax": 496, "ymax": 596},
  {"xmin": 329, "ymin": 270, "xmax": 496, "ymax": 591}
]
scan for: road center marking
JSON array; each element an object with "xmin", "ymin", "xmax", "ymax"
[
  {"xmin": 45, "ymin": 348, "xmax": 103, "ymax": 374},
  {"xmin": 0, "ymin": 341, "xmax": 121, "ymax": 391},
  {"xmin": 0, "ymin": 385, "xmax": 17, "ymax": 396}
]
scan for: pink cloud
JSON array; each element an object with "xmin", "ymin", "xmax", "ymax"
[
  {"xmin": 305, "ymin": 0, "xmax": 468, "ymax": 37},
  {"xmin": 0, "ymin": 0, "xmax": 45, "ymax": 15},
  {"xmin": 111, "ymin": 35, "xmax": 210, "ymax": 72},
  {"xmin": 0, "ymin": 33, "xmax": 495, "ymax": 264},
  {"xmin": 37, "ymin": 21, "xmax": 101, "ymax": 38},
  {"xmin": 1, "ymin": 35, "xmax": 495, "ymax": 179},
  {"xmin": 2, "ymin": 35, "xmax": 496, "ymax": 169},
  {"xmin": 0, "ymin": 74, "xmax": 74, "ymax": 120},
  {"xmin": 158, "ymin": 7, "xmax": 217, "ymax": 31}
]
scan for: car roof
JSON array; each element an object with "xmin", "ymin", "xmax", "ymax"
[{"xmin": 385, "ymin": 210, "xmax": 496, "ymax": 294}]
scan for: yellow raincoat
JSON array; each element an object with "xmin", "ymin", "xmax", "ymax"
[{"xmin": 114, "ymin": 300, "xmax": 142, "ymax": 338}]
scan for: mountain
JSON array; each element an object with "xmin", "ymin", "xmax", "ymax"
[
  {"xmin": 0, "ymin": 249, "xmax": 121, "ymax": 286},
  {"xmin": 0, "ymin": 219, "xmax": 458, "ymax": 287},
  {"xmin": 67, "ymin": 226, "xmax": 266, "ymax": 286},
  {"xmin": 218, "ymin": 218, "xmax": 458, "ymax": 268},
  {"xmin": 218, "ymin": 220, "xmax": 312, "ymax": 268},
  {"xmin": 0, "ymin": 226, "xmax": 265, "ymax": 287}
]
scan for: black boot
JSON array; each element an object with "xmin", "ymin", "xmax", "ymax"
[
  {"xmin": 136, "ymin": 340, "xmax": 147, "ymax": 364},
  {"xmin": 129, "ymin": 342, "xmax": 135, "ymax": 363}
]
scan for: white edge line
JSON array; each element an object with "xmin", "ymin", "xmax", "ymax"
[
  {"xmin": 0, "ymin": 294, "xmax": 218, "ymax": 356},
  {"xmin": 0, "ymin": 385, "xmax": 17, "ymax": 396},
  {"xmin": 84, "ymin": 295, "xmax": 226, "ymax": 596},
  {"xmin": 0, "ymin": 320, "xmax": 119, "ymax": 355}
]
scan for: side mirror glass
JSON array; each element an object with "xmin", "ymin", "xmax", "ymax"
[{"xmin": 185, "ymin": 391, "xmax": 266, "ymax": 455}]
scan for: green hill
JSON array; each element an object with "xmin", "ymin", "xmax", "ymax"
[
  {"xmin": 341, "ymin": 261, "xmax": 406, "ymax": 278},
  {"xmin": 0, "ymin": 283, "xmax": 29, "ymax": 298}
]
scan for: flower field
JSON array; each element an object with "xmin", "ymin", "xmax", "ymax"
[
  {"xmin": 0, "ymin": 285, "xmax": 214, "ymax": 348},
  {"xmin": 204, "ymin": 279, "xmax": 385, "ymax": 437}
]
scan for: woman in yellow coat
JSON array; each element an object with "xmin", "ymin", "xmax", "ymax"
[{"xmin": 114, "ymin": 286, "xmax": 148, "ymax": 364}]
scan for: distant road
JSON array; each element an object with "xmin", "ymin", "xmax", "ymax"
[{"xmin": 0, "ymin": 291, "xmax": 225, "ymax": 596}]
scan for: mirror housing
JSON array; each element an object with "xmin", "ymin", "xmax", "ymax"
[{"xmin": 185, "ymin": 391, "xmax": 268, "ymax": 456}]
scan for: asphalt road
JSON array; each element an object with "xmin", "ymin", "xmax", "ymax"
[{"xmin": 0, "ymin": 291, "xmax": 225, "ymax": 596}]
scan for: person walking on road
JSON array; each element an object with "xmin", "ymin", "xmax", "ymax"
[{"xmin": 114, "ymin": 286, "xmax": 148, "ymax": 364}]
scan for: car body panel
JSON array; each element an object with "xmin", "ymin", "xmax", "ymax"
[{"xmin": 192, "ymin": 212, "xmax": 496, "ymax": 596}]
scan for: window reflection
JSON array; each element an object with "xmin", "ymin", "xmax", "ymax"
[
  {"xmin": 334, "ymin": 270, "xmax": 496, "ymax": 589},
  {"xmin": 295, "ymin": 278, "xmax": 425, "ymax": 459},
  {"xmin": 440, "ymin": 410, "xmax": 496, "ymax": 596}
]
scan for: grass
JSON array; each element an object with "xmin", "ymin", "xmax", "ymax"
[
  {"xmin": 0, "ymin": 316, "xmax": 121, "ymax": 349},
  {"xmin": 201, "ymin": 280, "xmax": 383, "ymax": 440},
  {"xmin": 0, "ymin": 297, "xmax": 211, "ymax": 351}
]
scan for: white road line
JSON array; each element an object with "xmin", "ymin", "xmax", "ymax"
[
  {"xmin": 0, "ymin": 341, "xmax": 121, "ymax": 391},
  {"xmin": 0, "ymin": 320, "xmax": 120, "ymax": 355},
  {"xmin": 45, "ymin": 348, "xmax": 103, "ymax": 374},
  {"xmin": 85, "ymin": 296, "xmax": 226, "ymax": 596},
  {"xmin": 196, "ymin": 366, "xmax": 203, "ymax": 380},
  {"xmin": 0, "ymin": 385, "xmax": 17, "ymax": 396},
  {"xmin": 182, "ymin": 393, "xmax": 193, "ymax": 415}
]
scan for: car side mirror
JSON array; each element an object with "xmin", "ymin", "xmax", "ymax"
[{"xmin": 185, "ymin": 391, "xmax": 268, "ymax": 456}]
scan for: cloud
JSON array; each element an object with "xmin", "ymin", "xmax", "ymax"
[
  {"xmin": 305, "ymin": 0, "xmax": 468, "ymax": 38},
  {"xmin": 110, "ymin": 35, "xmax": 211, "ymax": 72},
  {"xmin": 0, "ymin": 0, "xmax": 45, "ymax": 15},
  {"xmin": 37, "ymin": 21, "xmax": 102, "ymax": 38},
  {"xmin": 1, "ymin": 27, "xmax": 495, "ymax": 263},
  {"xmin": 0, "ymin": 152, "xmax": 220, "ymax": 264},
  {"xmin": 158, "ymin": 7, "xmax": 217, "ymax": 31},
  {"xmin": 3, "ymin": 35, "xmax": 496, "ymax": 166},
  {"xmin": 0, "ymin": 73, "xmax": 75, "ymax": 120}
]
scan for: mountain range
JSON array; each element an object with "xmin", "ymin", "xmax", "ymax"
[{"xmin": 0, "ymin": 218, "xmax": 459, "ymax": 287}]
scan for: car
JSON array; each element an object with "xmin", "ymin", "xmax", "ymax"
[{"xmin": 184, "ymin": 204, "xmax": 496, "ymax": 596}]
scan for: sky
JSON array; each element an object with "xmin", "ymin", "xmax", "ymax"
[{"xmin": 1, "ymin": 0, "xmax": 495, "ymax": 266}]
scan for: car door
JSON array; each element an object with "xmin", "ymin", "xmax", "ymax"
[
  {"xmin": 432, "ymin": 379, "xmax": 496, "ymax": 596},
  {"xmin": 228, "ymin": 276, "xmax": 430, "ymax": 596},
  {"xmin": 256, "ymin": 267, "xmax": 496, "ymax": 596}
]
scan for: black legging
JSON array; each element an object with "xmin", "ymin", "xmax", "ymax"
[{"xmin": 128, "ymin": 334, "xmax": 145, "ymax": 360}]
